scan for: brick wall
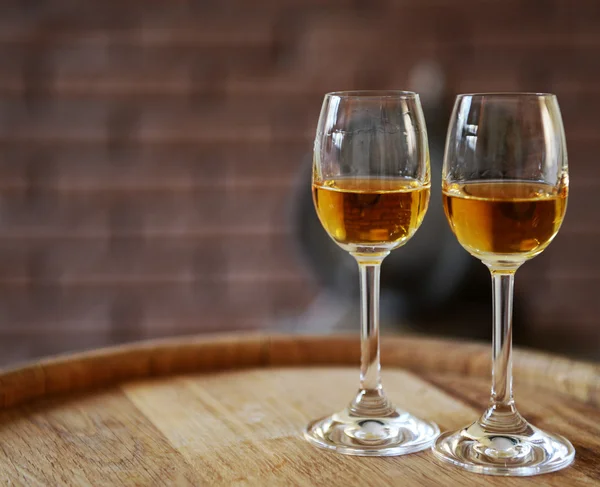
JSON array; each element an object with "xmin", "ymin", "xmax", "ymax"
[{"xmin": 0, "ymin": 0, "xmax": 599, "ymax": 364}]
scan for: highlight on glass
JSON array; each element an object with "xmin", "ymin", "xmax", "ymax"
[
  {"xmin": 432, "ymin": 93, "xmax": 574, "ymax": 475},
  {"xmin": 304, "ymin": 90, "xmax": 439, "ymax": 456}
]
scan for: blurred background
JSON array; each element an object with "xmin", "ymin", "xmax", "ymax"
[{"xmin": 0, "ymin": 0, "xmax": 598, "ymax": 366}]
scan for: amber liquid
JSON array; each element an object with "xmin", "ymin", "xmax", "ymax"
[
  {"xmin": 312, "ymin": 177, "xmax": 430, "ymax": 252},
  {"xmin": 443, "ymin": 180, "xmax": 567, "ymax": 263}
]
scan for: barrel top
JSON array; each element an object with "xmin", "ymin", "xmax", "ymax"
[{"xmin": 0, "ymin": 334, "xmax": 598, "ymax": 485}]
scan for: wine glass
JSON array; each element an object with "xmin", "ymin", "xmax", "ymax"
[
  {"xmin": 304, "ymin": 90, "xmax": 439, "ymax": 456},
  {"xmin": 432, "ymin": 93, "xmax": 574, "ymax": 475}
]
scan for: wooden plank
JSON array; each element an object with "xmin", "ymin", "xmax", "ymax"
[
  {"xmin": 122, "ymin": 368, "xmax": 599, "ymax": 486},
  {"xmin": 0, "ymin": 390, "xmax": 197, "ymax": 486},
  {"xmin": 122, "ymin": 368, "xmax": 470, "ymax": 486}
]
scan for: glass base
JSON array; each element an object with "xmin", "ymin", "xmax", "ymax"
[
  {"xmin": 432, "ymin": 417, "xmax": 575, "ymax": 476},
  {"xmin": 304, "ymin": 407, "xmax": 439, "ymax": 456}
]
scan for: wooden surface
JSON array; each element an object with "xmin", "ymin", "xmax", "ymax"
[{"xmin": 0, "ymin": 334, "xmax": 599, "ymax": 486}]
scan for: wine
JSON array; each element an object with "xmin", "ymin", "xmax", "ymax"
[
  {"xmin": 312, "ymin": 177, "xmax": 430, "ymax": 252},
  {"xmin": 443, "ymin": 180, "xmax": 567, "ymax": 263}
]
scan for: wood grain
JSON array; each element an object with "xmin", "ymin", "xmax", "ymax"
[{"xmin": 0, "ymin": 334, "xmax": 598, "ymax": 486}]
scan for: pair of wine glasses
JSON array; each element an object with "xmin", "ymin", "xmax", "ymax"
[{"xmin": 305, "ymin": 91, "xmax": 572, "ymax": 476}]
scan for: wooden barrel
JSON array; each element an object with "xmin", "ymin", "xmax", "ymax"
[{"xmin": 0, "ymin": 334, "xmax": 598, "ymax": 486}]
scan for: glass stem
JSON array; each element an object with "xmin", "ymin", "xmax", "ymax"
[
  {"xmin": 350, "ymin": 257, "xmax": 392, "ymax": 416},
  {"xmin": 359, "ymin": 261, "xmax": 382, "ymax": 392},
  {"xmin": 481, "ymin": 268, "xmax": 526, "ymax": 431},
  {"xmin": 490, "ymin": 270, "xmax": 515, "ymax": 407}
]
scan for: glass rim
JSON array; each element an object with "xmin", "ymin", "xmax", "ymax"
[
  {"xmin": 456, "ymin": 92, "xmax": 557, "ymax": 99},
  {"xmin": 325, "ymin": 90, "xmax": 419, "ymax": 99}
]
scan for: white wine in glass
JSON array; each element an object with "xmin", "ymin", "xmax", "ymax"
[
  {"xmin": 433, "ymin": 93, "xmax": 574, "ymax": 476},
  {"xmin": 312, "ymin": 177, "xmax": 430, "ymax": 250},
  {"xmin": 304, "ymin": 91, "xmax": 439, "ymax": 456}
]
